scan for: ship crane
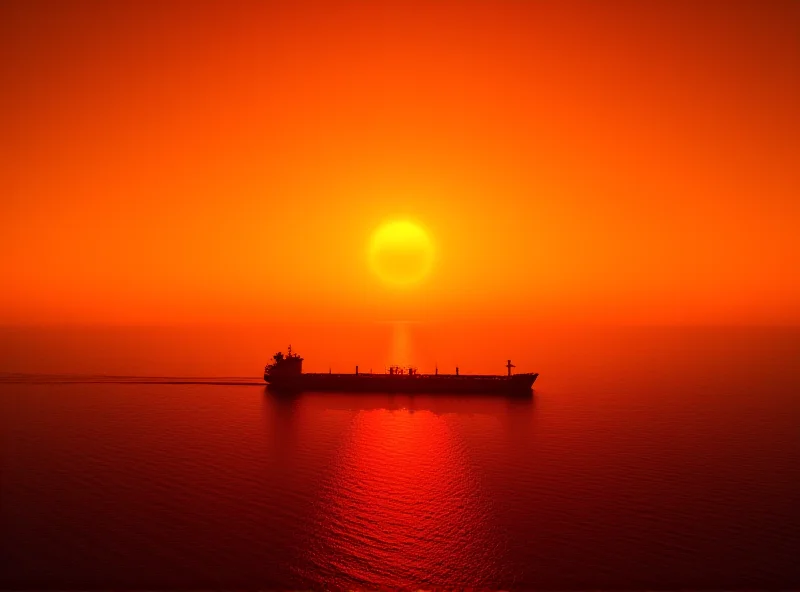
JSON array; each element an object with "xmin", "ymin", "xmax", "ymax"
[{"xmin": 506, "ymin": 359, "xmax": 515, "ymax": 376}]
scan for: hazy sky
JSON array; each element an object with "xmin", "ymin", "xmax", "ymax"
[{"xmin": 2, "ymin": 0, "xmax": 798, "ymax": 326}]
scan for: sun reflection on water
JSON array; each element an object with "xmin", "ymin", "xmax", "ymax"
[{"xmin": 298, "ymin": 407, "xmax": 510, "ymax": 588}]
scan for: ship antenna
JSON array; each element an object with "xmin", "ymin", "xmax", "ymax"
[{"xmin": 288, "ymin": 344, "xmax": 292, "ymax": 356}]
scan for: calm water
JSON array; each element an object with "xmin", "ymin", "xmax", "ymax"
[{"xmin": 1, "ymin": 327, "xmax": 799, "ymax": 589}]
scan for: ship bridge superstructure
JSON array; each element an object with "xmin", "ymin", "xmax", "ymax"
[{"xmin": 264, "ymin": 345, "xmax": 304, "ymax": 377}]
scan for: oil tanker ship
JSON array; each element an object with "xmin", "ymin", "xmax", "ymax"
[{"xmin": 264, "ymin": 346, "xmax": 538, "ymax": 395}]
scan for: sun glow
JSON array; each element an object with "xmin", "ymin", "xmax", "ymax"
[{"xmin": 368, "ymin": 220, "xmax": 435, "ymax": 287}]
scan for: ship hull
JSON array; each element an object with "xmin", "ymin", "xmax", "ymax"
[{"xmin": 264, "ymin": 372, "xmax": 538, "ymax": 395}]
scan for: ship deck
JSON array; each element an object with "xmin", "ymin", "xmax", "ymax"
[
  {"xmin": 301, "ymin": 372, "xmax": 537, "ymax": 380},
  {"xmin": 264, "ymin": 371, "xmax": 538, "ymax": 395}
]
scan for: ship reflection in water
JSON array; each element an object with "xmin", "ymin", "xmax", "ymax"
[{"xmin": 267, "ymin": 391, "xmax": 533, "ymax": 588}]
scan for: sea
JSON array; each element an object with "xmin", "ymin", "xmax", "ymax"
[{"xmin": 1, "ymin": 325, "xmax": 798, "ymax": 589}]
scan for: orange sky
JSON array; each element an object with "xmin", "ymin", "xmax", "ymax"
[{"xmin": 2, "ymin": 0, "xmax": 798, "ymax": 326}]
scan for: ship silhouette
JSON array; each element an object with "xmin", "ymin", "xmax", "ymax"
[{"xmin": 264, "ymin": 346, "xmax": 538, "ymax": 395}]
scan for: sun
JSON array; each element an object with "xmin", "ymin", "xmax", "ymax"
[{"xmin": 368, "ymin": 220, "xmax": 435, "ymax": 286}]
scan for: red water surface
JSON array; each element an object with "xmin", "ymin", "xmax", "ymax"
[{"xmin": 1, "ymin": 326, "xmax": 798, "ymax": 589}]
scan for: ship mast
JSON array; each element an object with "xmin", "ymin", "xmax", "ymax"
[{"xmin": 506, "ymin": 359, "xmax": 515, "ymax": 376}]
